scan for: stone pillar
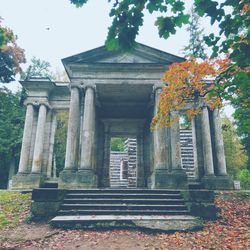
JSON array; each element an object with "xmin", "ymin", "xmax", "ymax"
[
  {"xmin": 31, "ymin": 104, "xmax": 47, "ymax": 174},
  {"xmin": 170, "ymin": 111, "xmax": 182, "ymax": 171},
  {"xmin": 169, "ymin": 111, "xmax": 188, "ymax": 188},
  {"xmin": 47, "ymin": 112, "xmax": 57, "ymax": 178},
  {"xmin": 101, "ymin": 126, "xmax": 111, "ymax": 187},
  {"xmin": 193, "ymin": 113, "xmax": 205, "ymax": 180},
  {"xmin": 211, "ymin": 108, "xmax": 234, "ymax": 189},
  {"xmin": 201, "ymin": 106, "xmax": 218, "ymax": 189},
  {"xmin": 59, "ymin": 86, "xmax": 80, "ymax": 188},
  {"xmin": 137, "ymin": 133, "xmax": 145, "ymax": 187},
  {"xmin": 18, "ymin": 103, "xmax": 34, "ymax": 174},
  {"xmin": 153, "ymin": 87, "xmax": 168, "ymax": 170},
  {"xmin": 78, "ymin": 84, "xmax": 97, "ymax": 187},
  {"xmin": 64, "ymin": 87, "xmax": 80, "ymax": 170},
  {"xmin": 201, "ymin": 106, "xmax": 215, "ymax": 176},
  {"xmin": 191, "ymin": 118, "xmax": 199, "ymax": 179},
  {"xmin": 151, "ymin": 85, "xmax": 170, "ymax": 188},
  {"xmin": 212, "ymin": 109, "xmax": 227, "ymax": 175}
]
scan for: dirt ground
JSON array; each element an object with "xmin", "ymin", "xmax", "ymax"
[
  {"xmin": 0, "ymin": 192, "xmax": 250, "ymax": 250},
  {"xmin": 0, "ymin": 223, "xmax": 162, "ymax": 250}
]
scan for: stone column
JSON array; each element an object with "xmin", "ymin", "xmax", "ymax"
[
  {"xmin": 212, "ymin": 108, "xmax": 227, "ymax": 175},
  {"xmin": 18, "ymin": 103, "xmax": 34, "ymax": 174},
  {"xmin": 193, "ymin": 113, "xmax": 205, "ymax": 179},
  {"xmin": 201, "ymin": 106, "xmax": 215, "ymax": 176},
  {"xmin": 137, "ymin": 133, "xmax": 145, "ymax": 187},
  {"xmin": 47, "ymin": 112, "xmax": 57, "ymax": 178},
  {"xmin": 151, "ymin": 85, "xmax": 170, "ymax": 188},
  {"xmin": 169, "ymin": 111, "xmax": 188, "ymax": 188},
  {"xmin": 209, "ymin": 108, "xmax": 234, "ymax": 189},
  {"xmin": 79, "ymin": 84, "xmax": 97, "ymax": 187},
  {"xmin": 153, "ymin": 87, "xmax": 168, "ymax": 170},
  {"xmin": 64, "ymin": 87, "xmax": 80, "ymax": 170},
  {"xmin": 191, "ymin": 118, "xmax": 199, "ymax": 179},
  {"xmin": 102, "ymin": 126, "xmax": 111, "ymax": 187},
  {"xmin": 170, "ymin": 111, "xmax": 182, "ymax": 171},
  {"xmin": 31, "ymin": 104, "xmax": 47, "ymax": 174}
]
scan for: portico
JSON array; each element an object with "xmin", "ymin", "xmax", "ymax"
[{"xmin": 12, "ymin": 43, "xmax": 234, "ymax": 190}]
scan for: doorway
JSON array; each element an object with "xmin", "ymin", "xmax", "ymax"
[{"xmin": 109, "ymin": 137, "xmax": 137, "ymax": 188}]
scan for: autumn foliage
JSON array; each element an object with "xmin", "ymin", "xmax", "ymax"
[
  {"xmin": 0, "ymin": 17, "xmax": 25, "ymax": 82},
  {"xmin": 151, "ymin": 58, "xmax": 230, "ymax": 128},
  {"xmin": 0, "ymin": 192, "xmax": 249, "ymax": 249}
]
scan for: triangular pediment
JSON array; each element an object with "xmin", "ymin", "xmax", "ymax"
[
  {"xmin": 97, "ymin": 52, "xmax": 153, "ymax": 63},
  {"xmin": 62, "ymin": 42, "xmax": 184, "ymax": 66}
]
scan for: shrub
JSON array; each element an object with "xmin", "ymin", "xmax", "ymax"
[{"xmin": 238, "ymin": 169, "xmax": 250, "ymax": 190}]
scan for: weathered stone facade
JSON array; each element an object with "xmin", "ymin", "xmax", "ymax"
[{"xmin": 12, "ymin": 43, "xmax": 234, "ymax": 190}]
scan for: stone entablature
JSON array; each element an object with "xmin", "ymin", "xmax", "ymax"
[{"xmin": 12, "ymin": 43, "xmax": 234, "ymax": 190}]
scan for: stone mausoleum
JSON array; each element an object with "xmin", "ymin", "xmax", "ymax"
[{"xmin": 12, "ymin": 43, "xmax": 234, "ymax": 191}]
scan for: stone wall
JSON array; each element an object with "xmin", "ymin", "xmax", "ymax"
[
  {"xmin": 109, "ymin": 138, "xmax": 137, "ymax": 188},
  {"xmin": 180, "ymin": 129, "xmax": 195, "ymax": 179},
  {"xmin": 109, "ymin": 152, "xmax": 128, "ymax": 188}
]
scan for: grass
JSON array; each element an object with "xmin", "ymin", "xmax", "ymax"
[{"xmin": 0, "ymin": 191, "xmax": 31, "ymax": 230}]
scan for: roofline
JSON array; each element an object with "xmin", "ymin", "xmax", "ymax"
[{"xmin": 61, "ymin": 42, "xmax": 185, "ymax": 66}]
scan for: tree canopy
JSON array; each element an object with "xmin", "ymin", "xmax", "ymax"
[
  {"xmin": 222, "ymin": 116, "xmax": 248, "ymax": 178},
  {"xmin": 20, "ymin": 57, "xmax": 54, "ymax": 80},
  {"xmin": 70, "ymin": 0, "xmax": 249, "ymax": 169},
  {"xmin": 0, "ymin": 18, "xmax": 25, "ymax": 83},
  {"xmin": 182, "ymin": 6, "xmax": 206, "ymax": 60},
  {"xmin": 0, "ymin": 88, "xmax": 25, "ymax": 187}
]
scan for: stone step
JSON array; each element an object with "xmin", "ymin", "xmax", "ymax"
[
  {"xmin": 65, "ymin": 189, "xmax": 181, "ymax": 194},
  {"xmin": 42, "ymin": 181, "xmax": 58, "ymax": 188},
  {"xmin": 188, "ymin": 182, "xmax": 204, "ymax": 189},
  {"xmin": 65, "ymin": 193, "xmax": 182, "ymax": 199},
  {"xmin": 63, "ymin": 198, "xmax": 185, "ymax": 205},
  {"xmin": 60, "ymin": 204, "xmax": 187, "ymax": 211},
  {"xmin": 50, "ymin": 214, "xmax": 203, "ymax": 232},
  {"xmin": 57, "ymin": 209, "xmax": 190, "ymax": 216},
  {"xmin": 51, "ymin": 214, "xmax": 195, "ymax": 222},
  {"xmin": 50, "ymin": 189, "xmax": 194, "ymax": 230}
]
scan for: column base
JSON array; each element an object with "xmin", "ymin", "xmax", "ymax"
[
  {"xmin": 137, "ymin": 177, "xmax": 146, "ymax": 188},
  {"xmin": 201, "ymin": 175, "xmax": 234, "ymax": 190},
  {"xmin": 12, "ymin": 173, "xmax": 45, "ymax": 190},
  {"xmin": 59, "ymin": 169, "xmax": 97, "ymax": 189},
  {"xmin": 151, "ymin": 169, "xmax": 188, "ymax": 189}
]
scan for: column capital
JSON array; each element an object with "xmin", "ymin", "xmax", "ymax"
[
  {"xmin": 153, "ymin": 83, "xmax": 165, "ymax": 93},
  {"xmin": 24, "ymin": 100, "xmax": 51, "ymax": 110},
  {"xmin": 69, "ymin": 82, "xmax": 83, "ymax": 90},
  {"xmin": 83, "ymin": 83, "xmax": 96, "ymax": 92}
]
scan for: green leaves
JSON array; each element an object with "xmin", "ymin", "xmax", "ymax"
[
  {"xmin": 105, "ymin": 1, "xmax": 146, "ymax": 50},
  {"xmin": 70, "ymin": 0, "xmax": 189, "ymax": 50},
  {"xmin": 155, "ymin": 13, "xmax": 188, "ymax": 39},
  {"xmin": 146, "ymin": 0, "xmax": 167, "ymax": 13},
  {"xmin": 20, "ymin": 57, "xmax": 54, "ymax": 80},
  {"xmin": 69, "ymin": 0, "xmax": 88, "ymax": 8},
  {"xmin": 155, "ymin": 16, "xmax": 175, "ymax": 38},
  {"xmin": 0, "ymin": 18, "xmax": 25, "ymax": 83},
  {"xmin": 171, "ymin": 1, "xmax": 185, "ymax": 13}
]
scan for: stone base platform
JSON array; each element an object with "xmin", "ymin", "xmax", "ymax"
[
  {"xmin": 51, "ymin": 215, "xmax": 203, "ymax": 232},
  {"xmin": 12, "ymin": 173, "xmax": 45, "ymax": 190},
  {"xmin": 59, "ymin": 169, "xmax": 97, "ymax": 189},
  {"xmin": 151, "ymin": 169, "xmax": 188, "ymax": 189},
  {"xmin": 202, "ymin": 175, "xmax": 234, "ymax": 190},
  {"xmin": 30, "ymin": 188, "xmax": 217, "ymax": 232}
]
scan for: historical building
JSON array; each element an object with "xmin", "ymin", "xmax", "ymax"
[{"xmin": 12, "ymin": 43, "xmax": 234, "ymax": 191}]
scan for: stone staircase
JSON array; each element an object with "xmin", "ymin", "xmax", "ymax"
[
  {"xmin": 50, "ymin": 189, "xmax": 200, "ymax": 230},
  {"xmin": 180, "ymin": 129, "xmax": 196, "ymax": 178}
]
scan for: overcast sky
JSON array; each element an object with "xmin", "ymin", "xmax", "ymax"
[
  {"xmin": 0, "ymin": 0, "xmax": 217, "ymax": 71},
  {"xmin": 1, "ymin": 0, "xmax": 233, "ymax": 116}
]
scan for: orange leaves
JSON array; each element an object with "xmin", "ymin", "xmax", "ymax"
[{"xmin": 152, "ymin": 58, "xmax": 229, "ymax": 128}]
